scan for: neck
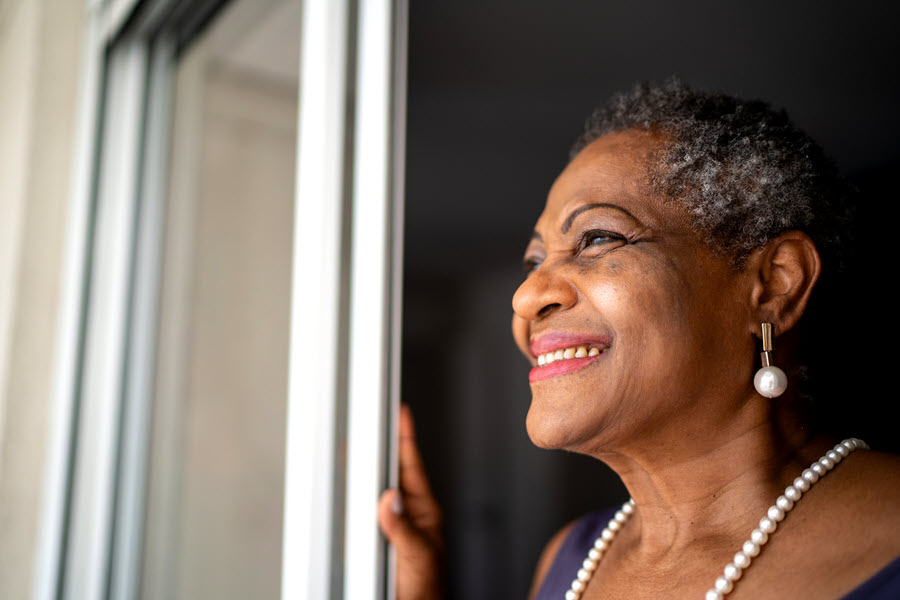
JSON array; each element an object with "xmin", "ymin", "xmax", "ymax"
[{"xmin": 592, "ymin": 393, "xmax": 833, "ymax": 556}]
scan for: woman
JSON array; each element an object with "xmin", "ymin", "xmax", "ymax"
[{"xmin": 378, "ymin": 81, "xmax": 900, "ymax": 599}]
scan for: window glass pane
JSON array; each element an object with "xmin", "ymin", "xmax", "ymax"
[{"xmin": 141, "ymin": 1, "xmax": 299, "ymax": 597}]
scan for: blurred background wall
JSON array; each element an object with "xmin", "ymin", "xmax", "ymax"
[
  {"xmin": 0, "ymin": 1, "xmax": 300, "ymax": 596},
  {"xmin": 401, "ymin": 1, "xmax": 900, "ymax": 598},
  {"xmin": 0, "ymin": 0, "xmax": 85, "ymax": 596},
  {"xmin": 140, "ymin": 3, "xmax": 298, "ymax": 594}
]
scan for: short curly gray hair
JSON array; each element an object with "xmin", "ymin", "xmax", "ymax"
[{"xmin": 571, "ymin": 79, "xmax": 853, "ymax": 269}]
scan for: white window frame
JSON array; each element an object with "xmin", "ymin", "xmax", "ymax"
[{"xmin": 34, "ymin": 0, "xmax": 407, "ymax": 598}]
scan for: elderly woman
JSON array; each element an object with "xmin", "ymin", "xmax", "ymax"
[{"xmin": 378, "ymin": 81, "xmax": 900, "ymax": 599}]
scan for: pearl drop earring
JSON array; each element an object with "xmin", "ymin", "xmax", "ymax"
[{"xmin": 753, "ymin": 322, "xmax": 787, "ymax": 398}]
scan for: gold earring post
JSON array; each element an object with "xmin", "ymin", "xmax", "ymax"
[{"xmin": 760, "ymin": 322, "xmax": 773, "ymax": 367}]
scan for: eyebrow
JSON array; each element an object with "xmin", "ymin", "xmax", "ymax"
[{"xmin": 561, "ymin": 202, "xmax": 638, "ymax": 234}]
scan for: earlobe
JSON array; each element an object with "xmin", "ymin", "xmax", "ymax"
[{"xmin": 749, "ymin": 231, "xmax": 822, "ymax": 335}]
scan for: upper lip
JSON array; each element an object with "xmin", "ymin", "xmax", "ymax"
[{"xmin": 529, "ymin": 332, "xmax": 612, "ymax": 358}]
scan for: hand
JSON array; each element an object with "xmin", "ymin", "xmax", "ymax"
[{"xmin": 377, "ymin": 404, "xmax": 444, "ymax": 600}]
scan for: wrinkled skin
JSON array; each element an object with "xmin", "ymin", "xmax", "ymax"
[{"xmin": 511, "ymin": 130, "xmax": 754, "ymax": 458}]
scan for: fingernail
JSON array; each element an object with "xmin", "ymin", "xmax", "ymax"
[{"xmin": 390, "ymin": 491, "xmax": 404, "ymax": 515}]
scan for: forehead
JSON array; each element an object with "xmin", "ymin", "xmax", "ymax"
[{"xmin": 536, "ymin": 130, "xmax": 691, "ymax": 233}]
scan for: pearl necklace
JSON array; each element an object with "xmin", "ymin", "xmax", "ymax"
[{"xmin": 565, "ymin": 438, "xmax": 868, "ymax": 600}]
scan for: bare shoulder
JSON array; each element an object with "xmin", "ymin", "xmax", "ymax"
[
  {"xmin": 527, "ymin": 519, "xmax": 578, "ymax": 600},
  {"xmin": 743, "ymin": 449, "xmax": 900, "ymax": 599},
  {"xmin": 841, "ymin": 450, "xmax": 900, "ymax": 525},
  {"xmin": 805, "ymin": 449, "xmax": 900, "ymax": 578}
]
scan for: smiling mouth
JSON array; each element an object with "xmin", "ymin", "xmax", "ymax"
[
  {"xmin": 536, "ymin": 344, "xmax": 602, "ymax": 366},
  {"xmin": 529, "ymin": 343, "xmax": 609, "ymax": 383}
]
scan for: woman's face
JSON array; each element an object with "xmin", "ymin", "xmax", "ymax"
[{"xmin": 512, "ymin": 130, "xmax": 756, "ymax": 454}]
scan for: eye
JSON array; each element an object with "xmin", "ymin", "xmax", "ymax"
[
  {"xmin": 522, "ymin": 257, "xmax": 542, "ymax": 277},
  {"xmin": 579, "ymin": 229, "xmax": 625, "ymax": 251}
]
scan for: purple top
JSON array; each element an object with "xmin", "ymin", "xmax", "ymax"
[{"xmin": 535, "ymin": 508, "xmax": 900, "ymax": 599}]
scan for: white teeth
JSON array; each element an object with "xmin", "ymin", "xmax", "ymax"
[{"xmin": 536, "ymin": 345, "xmax": 605, "ymax": 366}]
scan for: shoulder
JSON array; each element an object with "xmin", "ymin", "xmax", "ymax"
[
  {"xmin": 835, "ymin": 450, "xmax": 900, "ymax": 537},
  {"xmin": 809, "ymin": 450, "xmax": 900, "ymax": 562},
  {"xmin": 527, "ymin": 508, "xmax": 618, "ymax": 600},
  {"xmin": 768, "ymin": 449, "xmax": 900, "ymax": 598}
]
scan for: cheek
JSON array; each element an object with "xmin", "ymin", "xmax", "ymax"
[
  {"xmin": 579, "ymin": 258, "xmax": 623, "ymax": 276},
  {"xmin": 584, "ymin": 257, "xmax": 690, "ymax": 336}
]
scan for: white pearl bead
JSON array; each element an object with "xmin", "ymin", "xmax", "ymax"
[
  {"xmin": 565, "ymin": 590, "xmax": 578, "ymax": 600},
  {"xmin": 811, "ymin": 462, "xmax": 827, "ymax": 476},
  {"xmin": 759, "ymin": 516, "xmax": 777, "ymax": 533},
  {"xmin": 750, "ymin": 528, "xmax": 768, "ymax": 545},
  {"xmin": 572, "ymin": 579, "xmax": 585, "ymax": 592},
  {"xmin": 753, "ymin": 365, "xmax": 788, "ymax": 398},
  {"xmin": 767, "ymin": 505, "xmax": 784, "ymax": 522},
  {"xmin": 588, "ymin": 548, "xmax": 601, "ymax": 560},
  {"xmin": 601, "ymin": 529, "xmax": 615, "ymax": 541},
  {"xmin": 593, "ymin": 538, "xmax": 607, "ymax": 551},
  {"xmin": 734, "ymin": 551, "xmax": 751, "ymax": 568},
  {"xmin": 801, "ymin": 468, "xmax": 819, "ymax": 484},
  {"xmin": 577, "ymin": 568, "xmax": 590, "ymax": 581},
  {"xmin": 743, "ymin": 540, "xmax": 760, "ymax": 557},
  {"xmin": 843, "ymin": 439, "xmax": 857, "ymax": 451},
  {"xmin": 583, "ymin": 558, "xmax": 596, "ymax": 571},
  {"xmin": 715, "ymin": 576, "xmax": 734, "ymax": 593},
  {"xmin": 784, "ymin": 486, "xmax": 801, "ymax": 501},
  {"xmin": 614, "ymin": 510, "xmax": 627, "ymax": 523},
  {"xmin": 723, "ymin": 563, "xmax": 742, "ymax": 581},
  {"xmin": 793, "ymin": 476, "xmax": 810, "ymax": 492},
  {"xmin": 827, "ymin": 450, "xmax": 841, "ymax": 464},
  {"xmin": 607, "ymin": 519, "xmax": 621, "ymax": 531},
  {"xmin": 820, "ymin": 456, "xmax": 835, "ymax": 470},
  {"xmin": 835, "ymin": 444, "xmax": 850, "ymax": 457},
  {"xmin": 706, "ymin": 589, "xmax": 723, "ymax": 600},
  {"xmin": 776, "ymin": 495, "xmax": 793, "ymax": 512},
  {"xmin": 622, "ymin": 500, "xmax": 635, "ymax": 514}
]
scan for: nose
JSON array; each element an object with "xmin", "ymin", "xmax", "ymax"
[{"xmin": 511, "ymin": 262, "xmax": 578, "ymax": 322}]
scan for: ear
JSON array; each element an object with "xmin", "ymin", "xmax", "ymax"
[{"xmin": 747, "ymin": 231, "xmax": 821, "ymax": 336}]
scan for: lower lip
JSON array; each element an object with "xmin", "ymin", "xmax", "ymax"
[{"xmin": 528, "ymin": 352, "xmax": 606, "ymax": 383}]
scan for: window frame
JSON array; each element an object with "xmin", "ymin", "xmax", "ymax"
[{"xmin": 34, "ymin": 0, "xmax": 407, "ymax": 598}]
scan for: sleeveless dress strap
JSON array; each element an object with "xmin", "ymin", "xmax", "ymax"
[
  {"xmin": 533, "ymin": 508, "xmax": 616, "ymax": 600},
  {"xmin": 841, "ymin": 553, "xmax": 900, "ymax": 599}
]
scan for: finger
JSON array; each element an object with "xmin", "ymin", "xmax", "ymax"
[
  {"xmin": 378, "ymin": 489, "xmax": 443, "ymax": 600},
  {"xmin": 397, "ymin": 404, "xmax": 436, "ymax": 499},
  {"xmin": 377, "ymin": 488, "xmax": 433, "ymax": 556}
]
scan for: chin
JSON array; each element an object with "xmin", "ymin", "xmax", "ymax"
[
  {"xmin": 525, "ymin": 391, "xmax": 624, "ymax": 454},
  {"xmin": 525, "ymin": 402, "xmax": 579, "ymax": 450}
]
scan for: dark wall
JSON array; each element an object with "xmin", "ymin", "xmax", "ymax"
[{"xmin": 402, "ymin": 2, "xmax": 900, "ymax": 598}]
